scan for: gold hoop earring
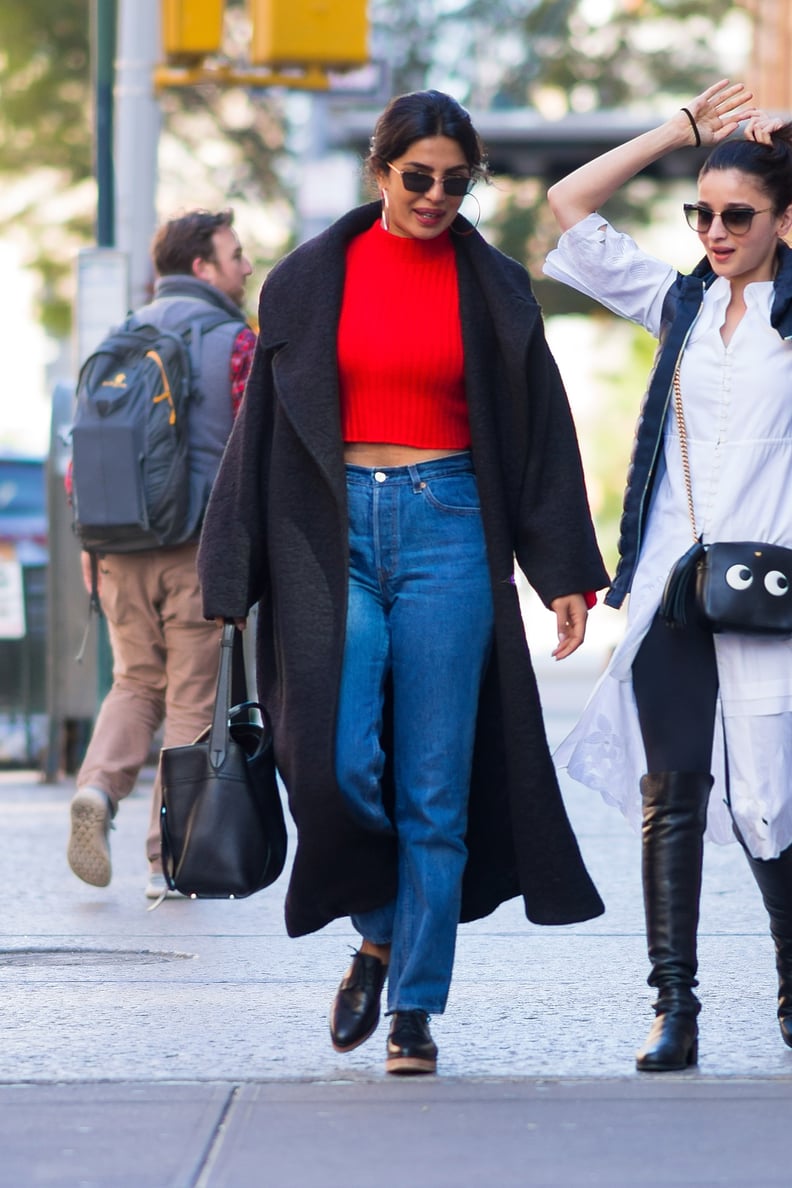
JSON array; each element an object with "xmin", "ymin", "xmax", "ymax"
[
  {"xmin": 380, "ymin": 189, "xmax": 389, "ymax": 232},
  {"xmin": 451, "ymin": 191, "xmax": 481, "ymax": 236}
]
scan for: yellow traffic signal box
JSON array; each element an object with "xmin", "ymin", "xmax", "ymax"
[
  {"xmin": 249, "ymin": 0, "xmax": 368, "ymax": 69},
  {"xmin": 162, "ymin": 0, "xmax": 225, "ymax": 62}
]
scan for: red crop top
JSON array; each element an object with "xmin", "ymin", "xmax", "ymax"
[{"xmin": 337, "ymin": 222, "xmax": 471, "ymax": 449}]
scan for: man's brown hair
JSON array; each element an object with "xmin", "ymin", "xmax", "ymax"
[{"xmin": 152, "ymin": 209, "xmax": 235, "ymax": 276}]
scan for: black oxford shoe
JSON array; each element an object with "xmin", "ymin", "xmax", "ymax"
[
  {"xmin": 329, "ymin": 950, "xmax": 388, "ymax": 1053},
  {"xmin": 780, "ymin": 1013, "xmax": 792, "ymax": 1049},
  {"xmin": 385, "ymin": 1009, "xmax": 437, "ymax": 1075}
]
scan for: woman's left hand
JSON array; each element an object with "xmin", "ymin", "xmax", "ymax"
[
  {"xmin": 550, "ymin": 593, "xmax": 588, "ymax": 660},
  {"xmin": 743, "ymin": 111, "xmax": 786, "ymax": 145},
  {"xmin": 685, "ymin": 79, "xmax": 758, "ymax": 145},
  {"xmin": 80, "ymin": 550, "xmax": 97, "ymax": 596}
]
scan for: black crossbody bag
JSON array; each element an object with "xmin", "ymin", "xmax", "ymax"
[{"xmin": 659, "ymin": 364, "xmax": 792, "ymax": 637}]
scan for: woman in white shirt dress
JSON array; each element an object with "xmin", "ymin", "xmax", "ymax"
[{"xmin": 544, "ymin": 80, "xmax": 792, "ymax": 1071}]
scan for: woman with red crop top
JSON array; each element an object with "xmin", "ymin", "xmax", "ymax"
[{"xmin": 198, "ymin": 90, "xmax": 608, "ymax": 1075}]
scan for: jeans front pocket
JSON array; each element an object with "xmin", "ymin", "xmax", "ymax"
[{"xmin": 419, "ymin": 471, "xmax": 481, "ymax": 515}]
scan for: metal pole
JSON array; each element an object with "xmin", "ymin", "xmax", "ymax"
[
  {"xmin": 93, "ymin": 0, "xmax": 127, "ymax": 708},
  {"xmin": 46, "ymin": 6, "xmax": 124, "ymax": 777},
  {"xmin": 94, "ymin": 0, "xmax": 117, "ymax": 247},
  {"xmin": 95, "ymin": 0, "xmax": 118, "ymax": 705},
  {"xmin": 114, "ymin": 0, "xmax": 160, "ymax": 308},
  {"xmin": 296, "ymin": 94, "xmax": 359, "ymax": 244}
]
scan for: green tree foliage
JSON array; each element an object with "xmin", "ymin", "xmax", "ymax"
[
  {"xmin": 0, "ymin": 0, "xmax": 91, "ymax": 180},
  {"xmin": 583, "ymin": 322, "xmax": 661, "ymax": 574},
  {"xmin": 0, "ymin": 0, "xmax": 292, "ymax": 335},
  {"xmin": 0, "ymin": 0, "xmax": 92, "ymax": 334},
  {"xmin": 372, "ymin": 0, "xmax": 748, "ymax": 111},
  {"xmin": 480, "ymin": 0, "xmax": 742, "ymax": 110}
]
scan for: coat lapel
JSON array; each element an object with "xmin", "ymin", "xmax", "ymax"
[
  {"xmin": 454, "ymin": 230, "xmax": 542, "ymax": 501},
  {"xmin": 257, "ymin": 205, "xmax": 382, "ymax": 506},
  {"xmin": 454, "ymin": 229, "xmax": 540, "ymax": 381}
]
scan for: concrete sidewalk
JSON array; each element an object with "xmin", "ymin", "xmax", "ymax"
[
  {"xmin": 2, "ymin": 1077, "xmax": 791, "ymax": 1187},
  {"xmin": 1, "ymin": 649, "xmax": 791, "ymax": 1186}
]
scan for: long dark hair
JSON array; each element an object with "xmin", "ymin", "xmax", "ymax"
[
  {"xmin": 700, "ymin": 124, "xmax": 792, "ymax": 214},
  {"xmin": 366, "ymin": 90, "xmax": 488, "ymax": 183}
]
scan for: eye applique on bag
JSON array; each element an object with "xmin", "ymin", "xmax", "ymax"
[{"xmin": 696, "ymin": 542, "xmax": 792, "ymax": 637}]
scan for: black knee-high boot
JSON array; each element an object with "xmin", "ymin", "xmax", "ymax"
[
  {"xmin": 738, "ymin": 840, "xmax": 792, "ymax": 1049},
  {"xmin": 636, "ymin": 772, "xmax": 713, "ymax": 1072}
]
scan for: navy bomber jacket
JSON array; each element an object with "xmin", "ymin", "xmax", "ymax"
[{"xmin": 607, "ymin": 239, "xmax": 792, "ymax": 609}]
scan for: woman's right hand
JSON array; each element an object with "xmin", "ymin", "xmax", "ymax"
[
  {"xmin": 682, "ymin": 79, "xmax": 758, "ymax": 146},
  {"xmin": 215, "ymin": 616, "xmax": 247, "ymax": 630}
]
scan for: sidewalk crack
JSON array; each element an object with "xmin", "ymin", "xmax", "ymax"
[{"xmin": 191, "ymin": 1083, "xmax": 241, "ymax": 1188}]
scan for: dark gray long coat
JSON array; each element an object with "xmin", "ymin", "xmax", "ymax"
[{"xmin": 198, "ymin": 203, "xmax": 609, "ymax": 938}]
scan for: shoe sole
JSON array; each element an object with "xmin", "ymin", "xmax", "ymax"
[
  {"xmin": 68, "ymin": 799, "xmax": 111, "ymax": 887},
  {"xmin": 385, "ymin": 1054, "xmax": 437, "ymax": 1075}
]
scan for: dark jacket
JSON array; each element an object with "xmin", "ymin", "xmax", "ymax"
[
  {"xmin": 607, "ymin": 240, "xmax": 792, "ymax": 608},
  {"xmin": 198, "ymin": 203, "xmax": 609, "ymax": 938}
]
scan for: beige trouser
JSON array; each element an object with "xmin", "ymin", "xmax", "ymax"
[{"xmin": 76, "ymin": 541, "xmax": 221, "ymax": 868}]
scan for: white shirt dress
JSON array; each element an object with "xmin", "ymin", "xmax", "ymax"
[{"xmin": 544, "ymin": 214, "xmax": 792, "ymax": 860}]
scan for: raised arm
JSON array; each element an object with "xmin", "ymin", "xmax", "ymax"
[{"xmin": 547, "ymin": 80, "xmax": 757, "ymax": 231}]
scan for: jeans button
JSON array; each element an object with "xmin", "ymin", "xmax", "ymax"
[{"xmin": 374, "ymin": 471, "xmax": 387, "ymax": 483}]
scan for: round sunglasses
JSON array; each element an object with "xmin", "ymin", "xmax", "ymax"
[
  {"xmin": 387, "ymin": 163, "xmax": 474, "ymax": 197},
  {"xmin": 683, "ymin": 203, "xmax": 772, "ymax": 236}
]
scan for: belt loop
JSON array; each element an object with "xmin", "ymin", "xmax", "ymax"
[{"xmin": 408, "ymin": 464, "xmax": 422, "ymax": 492}]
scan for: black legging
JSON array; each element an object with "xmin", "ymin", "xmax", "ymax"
[{"xmin": 632, "ymin": 610, "xmax": 720, "ymax": 773}]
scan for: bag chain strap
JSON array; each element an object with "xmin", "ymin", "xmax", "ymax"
[{"xmin": 672, "ymin": 362, "xmax": 699, "ymax": 543}]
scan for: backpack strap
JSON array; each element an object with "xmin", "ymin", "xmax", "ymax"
[
  {"xmin": 185, "ymin": 311, "xmax": 245, "ymax": 388},
  {"xmin": 87, "ymin": 551, "xmax": 100, "ymax": 614},
  {"xmin": 127, "ymin": 297, "xmax": 244, "ymax": 397},
  {"xmin": 75, "ymin": 551, "xmax": 102, "ymax": 665}
]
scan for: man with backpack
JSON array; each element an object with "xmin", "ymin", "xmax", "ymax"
[{"xmin": 66, "ymin": 208, "xmax": 255, "ymax": 899}]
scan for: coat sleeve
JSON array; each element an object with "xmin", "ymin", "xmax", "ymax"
[
  {"xmin": 197, "ymin": 334, "xmax": 273, "ymax": 619},
  {"xmin": 513, "ymin": 324, "xmax": 609, "ymax": 606}
]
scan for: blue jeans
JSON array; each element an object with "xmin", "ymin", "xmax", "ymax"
[{"xmin": 335, "ymin": 453, "xmax": 495, "ymax": 1014}]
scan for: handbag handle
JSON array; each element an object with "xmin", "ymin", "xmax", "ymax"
[
  {"xmin": 672, "ymin": 362, "xmax": 700, "ymax": 544},
  {"xmin": 208, "ymin": 622, "xmax": 237, "ymax": 770}
]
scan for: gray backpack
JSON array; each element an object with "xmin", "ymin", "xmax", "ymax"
[{"xmin": 70, "ymin": 309, "xmax": 233, "ymax": 555}]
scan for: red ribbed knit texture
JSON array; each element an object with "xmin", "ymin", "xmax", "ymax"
[{"xmin": 337, "ymin": 223, "xmax": 470, "ymax": 448}]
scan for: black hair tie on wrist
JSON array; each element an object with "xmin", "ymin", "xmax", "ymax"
[{"xmin": 680, "ymin": 107, "xmax": 702, "ymax": 148}]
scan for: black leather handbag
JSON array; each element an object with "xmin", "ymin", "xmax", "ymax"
[
  {"xmin": 159, "ymin": 623, "xmax": 287, "ymax": 898},
  {"xmin": 659, "ymin": 366, "xmax": 792, "ymax": 637}
]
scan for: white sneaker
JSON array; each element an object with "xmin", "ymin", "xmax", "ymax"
[
  {"xmin": 68, "ymin": 787, "xmax": 113, "ymax": 887},
  {"xmin": 145, "ymin": 873, "xmax": 186, "ymax": 900}
]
